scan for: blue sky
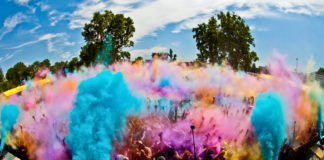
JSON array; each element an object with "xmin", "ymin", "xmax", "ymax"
[{"xmin": 0, "ymin": 0, "xmax": 323, "ymax": 73}]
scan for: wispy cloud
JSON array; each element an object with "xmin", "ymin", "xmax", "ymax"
[
  {"xmin": 250, "ymin": 25, "xmax": 269, "ymax": 32},
  {"xmin": 68, "ymin": 0, "xmax": 324, "ymax": 41},
  {"xmin": 49, "ymin": 10, "xmax": 69, "ymax": 26},
  {"xmin": 36, "ymin": 2, "xmax": 50, "ymax": 11},
  {"xmin": 9, "ymin": 0, "xmax": 35, "ymax": 13},
  {"xmin": 130, "ymin": 46, "xmax": 167, "ymax": 59},
  {"xmin": 68, "ymin": 0, "xmax": 134, "ymax": 29},
  {"xmin": 0, "ymin": 12, "xmax": 28, "ymax": 40},
  {"xmin": 64, "ymin": 41, "xmax": 75, "ymax": 46},
  {"xmin": 60, "ymin": 52, "xmax": 72, "ymax": 59},
  {"xmin": 0, "ymin": 49, "xmax": 22, "ymax": 63},
  {"xmin": 171, "ymin": 42, "xmax": 181, "ymax": 47},
  {"xmin": 10, "ymin": 0, "xmax": 30, "ymax": 6},
  {"xmin": 29, "ymin": 25, "xmax": 41, "ymax": 33},
  {"xmin": 9, "ymin": 33, "xmax": 65, "ymax": 49},
  {"xmin": 172, "ymin": 14, "xmax": 211, "ymax": 33}
]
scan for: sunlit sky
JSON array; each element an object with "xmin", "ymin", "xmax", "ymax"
[{"xmin": 0, "ymin": 0, "xmax": 324, "ymax": 72}]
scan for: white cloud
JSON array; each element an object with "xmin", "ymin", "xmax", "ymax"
[
  {"xmin": 29, "ymin": 25, "xmax": 41, "ymax": 33},
  {"xmin": 68, "ymin": 0, "xmax": 136, "ymax": 29},
  {"xmin": 172, "ymin": 14, "xmax": 211, "ymax": 33},
  {"xmin": 250, "ymin": 25, "xmax": 269, "ymax": 32},
  {"xmin": 0, "ymin": 50, "xmax": 22, "ymax": 63},
  {"xmin": 11, "ymin": 0, "xmax": 29, "ymax": 5},
  {"xmin": 171, "ymin": 42, "xmax": 181, "ymax": 47},
  {"xmin": 64, "ymin": 41, "xmax": 75, "ymax": 46},
  {"xmin": 10, "ymin": 33, "xmax": 65, "ymax": 49},
  {"xmin": 110, "ymin": 0, "xmax": 143, "ymax": 5},
  {"xmin": 10, "ymin": 0, "xmax": 35, "ymax": 12},
  {"xmin": 69, "ymin": 0, "xmax": 108, "ymax": 29},
  {"xmin": 49, "ymin": 10, "xmax": 56, "ymax": 16},
  {"xmin": 47, "ymin": 40, "xmax": 55, "ymax": 52},
  {"xmin": 0, "ymin": 12, "xmax": 28, "ymax": 40},
  {"xmin": 68, "ymin": 0, "xmax": 324, "ymax": 41},
  {"xmin": 49, "ymin": 11, "xmax": 69, "ymax": 26},
  {"xmin": 60, "ymin": 52, "xmax": 72, "ymax": 59},
  {"xmin": 130, "ymin": 46, "xmax": 167, "ymax": 59},
  {"xmin": 36, "ymin": 2, "xmax": 50, "ymax": 11}
]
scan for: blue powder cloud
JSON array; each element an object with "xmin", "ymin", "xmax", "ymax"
[
  {"xmin": 308, "ymin": 86, "xmax": 323, "ymax": 137},
  {"xmin": 1, "ymin": 104, "xmax": 20, "ymax": 150},
  {"xmin": 66, "ymin": 70, "xmax": 142, "ymax": 160},
  {"xmin": 251, "ymin": 91, "xmax": 287, "ymax": 160}
]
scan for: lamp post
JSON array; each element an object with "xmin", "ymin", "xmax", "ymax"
[{"xmin": 190, "ymin": 125, "xmax": 196, "ymax": 159}]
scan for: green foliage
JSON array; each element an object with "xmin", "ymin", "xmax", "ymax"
[
  {"xmin": 68, "ymin": 57, "xmax": 81, "ymax": 73},
  {"xmin": 317, "ymin": 67, "xmax": 324, "ymax": 75},
  {"xmin": 80, "ymin": 43, "xmax": 101, "ymax": 67},
  {"xmin": 192, "ymin": 11, "xmax": 258, "ymax": 71},
  {"xmin": 50, "ymin": 61, "xmax": 68, "ymax": 73},
  {"xmin": 117, "ymin": 51, "xmax": 131, "ymax": 61},
  {"xmin": 5, "ymin": 62, "xmax": 29, "ymax": 86},
  {"xmin": 168, "ymin": 49, "xmax": 177, "ymax": 61},
  {"xmin": 26, "ymin": 59, "xmax": 51, "ymax": 79},
  {"xmin": 80, "ymin": 10, "xmax": 135, "ymax": 65},
  {"xmin": 0, "ymin": 68, "xmax": 4, "ymax": 83},
  {"xmin": 0, "ymin": 81, "xmax": 15, "ymax": 92},
  {"xmin": 134, "ymin": 56, "xmax": 143, "ymax": 61},
  {"xmin": 0, "ymin": 57, "xmax": 82, "ymax": 92}
]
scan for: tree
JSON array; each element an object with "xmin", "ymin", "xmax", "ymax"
[
  {"xmin": 193, "ymin": 16, "xmax": 222, "ymax": 64},
  {"xmin": 134, "ymin": 56, "xmax": 143, "ymax": 61},
  {"xmin": 27, "ymin": 59, "xmax": 51, "ymax": 79},
  {"xmin": 80, "ymin": 10, "xmax": 135, "ymax": 65},
  {"xmin": 6, "ymin": 62, "xmax": 29, "ymax": 86},
  {"xmin": 68, "ymin": 57, "xmax": 80, "ymax": 72},
  {"xmin": 168, "ymin": 49, "xmax": 177, "ymax": 61},
  {"xmin": 50, "ymin": 61, "xmax": 68, "ymax": 74},
  {"xmin": 0, "ymin": 68, "xmax": 4, "ymax": 83},
  {"xmin": 0, "ymin": 81, "xmax": 14, "ymax": 92},
  {"xmin": 79, "ymin": 43, "xmax": 101, "ymax": 67},
  {"xmin": 40, "ymin": 59, "xmax": 51, "ymax": 68},
  {"xmin": 317, "ymin": 67, "xmax": 324, "ymax": 75},
  {"xmin": 192, "ymin": 11, "xmax": 258, "ymax": 71},
  {"xmin": 117, "ymin": 51, "xmax": 131, "ymax": 61}
]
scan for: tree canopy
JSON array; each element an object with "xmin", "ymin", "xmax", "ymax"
[
  {"xmin": 169, "ymin": 49, "xmax": 177, "ymax": 61},
  {"xmin": 80, "ymin": 10, "xmax": 135, "ymax": 66},
  {"xmin": 317, "ymin": 67, "xmax": 324, "ymax": 75},
  {"xmin": 0, "ymin": 68, "xmax": 4, "ymax": 83},
  {"xmin": 6, "ymin": 62, "xmax": 29, "ymax": 86},
  {"xmin": 192, "ymin": 11, "xmax": 258, "ymax": 71}
]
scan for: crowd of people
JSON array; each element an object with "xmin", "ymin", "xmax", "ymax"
[{"xmin": 111, "ymin": 94, "xmax": 256, "ymax": 160}]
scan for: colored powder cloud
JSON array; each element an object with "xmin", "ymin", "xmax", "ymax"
[
  {"xmin": 251, "ymin": 91, "xmax": 287, "ymax": 160},
  {"xmin": 96, "ymin": 34, "xmax": 112, "ymax": 66},
  {"xmin": 308, "ymin": 82, "xmax": 323, "ymax": 137},
  {"xmin": 66, "ymin": 70, "xmax": 142, "ymax": 160},
  {"xmin": 0, "ymin": 104, "xmax": 20, "ymax": 150}
]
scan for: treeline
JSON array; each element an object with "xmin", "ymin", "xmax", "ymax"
[
  {"xmin": 5, "ymin": 10, "xmax": 320, "ymax": 93},
  {"xmin": 0, "ymin": 57, "xmax": 81, "ymax": 92},
  {"xmin": 318, "ymin": 68, "xmax": 324, "ymax": 75}
]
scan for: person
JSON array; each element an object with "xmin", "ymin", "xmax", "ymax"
[
  {"xmin": 156, "ymin": 155, "xmax": 166, "ymax": 160},
  {"xmin": 166, "ymin": 147, "xmax": 182, "ymax": 160},
  {"xmin": 199, "ymin": 145, "xmax": 214, "ymax": 160},
  {"xmin": 136, "ymin": 141, "xmax": 152, "ymax": 160},
  {"xmin": 153, "ymin": 132, "xmax": 171, "ymax": 154},
  {"xmin": 115, "ymin": 154, "xmax": 129, "ymax": 160},
  {"xmin": 213, "ymin": 148, "xmax": 225, "ymax": 160},
  {"xmin": 181, "ymin": 150, "xmax": 191, "ymax": 160}
]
